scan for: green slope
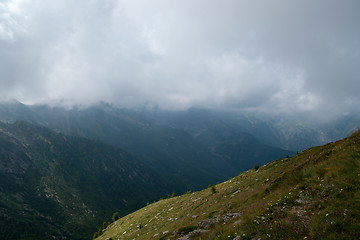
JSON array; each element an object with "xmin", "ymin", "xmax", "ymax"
[
  {"xmin": 0, "ymin": 121, "xmax": 167, "ymax": 240},
  {"xmin": 97, "ymin": 130, "xmax": 360, "ymax": 240}
]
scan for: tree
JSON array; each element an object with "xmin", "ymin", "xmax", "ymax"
[
  {"xmin": 112, "ymin": 212, "xmax": 120, "ymax": 222},
  {"xmin": 102, "ymin": 221, "xmax": 108, "ymax": 230},
  {"xmin": 209, "ymin": 184, "xmax": 216, "ymax": 194}
]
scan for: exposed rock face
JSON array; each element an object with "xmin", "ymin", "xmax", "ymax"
[
  {"xmin": 223, "ymin": 212, "xmax": 242, "ymax": 221},
  {"xmin": 178, "ymin": 230, "xmax": 209, "ymax": 240},
  {"xmin": 198, "ymin": 218, "xmax": 220, "ymax": 229}
]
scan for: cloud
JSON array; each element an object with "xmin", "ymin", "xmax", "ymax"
[{"xmin": 0, "ymin": 0, "xmax": 359, "ymax": 118}]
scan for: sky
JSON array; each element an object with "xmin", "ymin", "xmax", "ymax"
[{"xmin": 0, "ymin": 0, "xmax": 359, "ymax": 118}]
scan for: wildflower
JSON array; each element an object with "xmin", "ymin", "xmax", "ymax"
[{"xmin": 304, "ymin": 237, "xmax": 308, "ymax": 239}]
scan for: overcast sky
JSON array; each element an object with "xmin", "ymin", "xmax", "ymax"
[{"xmin": 0, "ymin": 0, "xmax": 359, "ymax": 118}]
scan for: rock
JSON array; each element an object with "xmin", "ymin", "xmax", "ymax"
[
  {"xmin": 198, "ymin": 218, "xmax": 219, "ymax": 229},
  {"xmin": 222, "ymin": 212, "xmax": 242, "ymax": 221},
  {"xmin": 233, "ymin": 220, "xmax": 242, "ymax": 225},
  {"xmin": 178, "ymin": 230, "xmax": 209, "ymax": 240}
]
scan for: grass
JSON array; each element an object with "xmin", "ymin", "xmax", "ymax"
[{"xmin": 96, "ymin": 130, "xmax": 360, "ymax": 240}]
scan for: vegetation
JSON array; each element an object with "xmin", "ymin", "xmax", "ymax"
[
  {"xmin": 168, "ymin": 192, "xmax": 176, "ymax": 198},
  {"xmin": 210, "ymin": 184, "xmax": 217, "ymax": 194},
  {"xmin": 112, "ymin": 212, "xmax": 120, "ymax": 222},
  {"xmin": 0, "ymin": 121, "xmax": 167, "ymax": 240},
  {"xmin": 96, "ymin": 130, "xmax": 360, "ymax": 240},
  {"xmin": 0, "ymin": 102, "xmax": 297, "ymax": 196}
]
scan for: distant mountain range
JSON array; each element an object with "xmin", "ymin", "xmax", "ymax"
[
  {"xmin": 0, "ymin": 100, "xmax": 359, "ymax": 239},
  {"xmin": 0, "ymin": 101, "xmax": 299, "ymax": 191}
]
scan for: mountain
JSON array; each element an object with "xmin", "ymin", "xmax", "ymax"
[
  {"xmin": 0, "ymin": 121, "xmax": 167, "ymax": 240},
  {"xmin": 96, "ymin": 130, "xmax": 360, "ymax": 240},
  {"xmin": 0, "ymin": 101, "xmax": 296, "ymax": 192}
]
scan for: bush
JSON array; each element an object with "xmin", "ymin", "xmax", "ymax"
[
  {"xmin": 102, "ymin": 221, "xmax": 108, "ymax": 230},
  {"xmin": 210, "ymin": 185, "xmax": 217, "ymax": 194},
  {"xmin": 254, "ymin": 164, "xmax": 260, "ymax": 171},
  {"xmin": 168, "ymin": 192, "xmax": 175, "ymax": 198},
  {"xmin": 112, "ymin": 212, "xmax": 120, "ymax": 222}
]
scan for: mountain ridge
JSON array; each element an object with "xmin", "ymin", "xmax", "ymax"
[
  {"xmin": 0, "ymin": 121, "xmax": 168, "ymax": 240},
  {"xmin": 96, "ymin": 129, "xmax": 360, "ymax": 240},
  {"xmin": 0, "ymin": 102, "xmax": 296, "ymax": 192}
]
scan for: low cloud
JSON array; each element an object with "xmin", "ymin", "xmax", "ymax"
[{"xmin": 0, "ymin": 0, "xmax": 359, "ymax": 118}]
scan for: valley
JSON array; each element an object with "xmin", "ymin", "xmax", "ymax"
[{"xmin": 0, "ymin": 102, "xmax": 359, "ymax": 239}]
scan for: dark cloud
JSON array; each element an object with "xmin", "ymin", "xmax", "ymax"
[{"xmin": 0, "ymin": 0, "xmax": 359, "ymax": 118}]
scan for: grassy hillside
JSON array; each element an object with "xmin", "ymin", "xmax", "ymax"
[{"xmin": 97, "ymin": 130, "xmax": 360, "ymax": 240}]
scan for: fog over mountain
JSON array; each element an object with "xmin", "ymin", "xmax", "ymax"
[{"xmin": 1, "ymin": 0, "xmax": 359, "ymax": 119}]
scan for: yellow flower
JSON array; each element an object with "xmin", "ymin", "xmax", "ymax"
[{"xmin": 304, "ymin": 237, "xmax": 308, "ymax": 239}]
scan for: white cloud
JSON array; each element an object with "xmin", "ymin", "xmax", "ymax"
[{"xmin": 0, "ymin": 0, "xmax": 359, "ymax": 118}]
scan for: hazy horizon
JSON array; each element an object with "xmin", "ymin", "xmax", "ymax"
[{"xmin": 1, "ymin": 0, "xmax": 359, "ymax": 119}]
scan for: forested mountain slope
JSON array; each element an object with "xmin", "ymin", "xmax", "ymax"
[
  {"xmin": 0, "ymin": 101, "xmax": 297, "ymax": 191},
  {"xmin": 0, "ymin": 121, "xmax": 167, "ymax": 240}
]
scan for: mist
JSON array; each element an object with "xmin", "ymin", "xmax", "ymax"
[{"xmin": 0, "ymin": 0, "xmax": 359, "ymax": 120}]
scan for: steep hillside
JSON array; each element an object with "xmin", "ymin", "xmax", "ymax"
[
  {"xmin": 0, "ymin": 121, "xmax": 167, "ymax": 240},
  {"xmin": 97, "ymin": 130, "xmax": 360, "ymax": 240}
]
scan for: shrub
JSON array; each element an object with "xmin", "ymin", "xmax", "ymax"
[
  {"xmin": 112, "ymin": 212, "xmax": 120, "ymax": 222},
  {"xmin": 102, "ymin": 221, "xmax": 108, "ymax": 230},
  {"xmin": 211, "ymin": 185, "xmax": 217, "ymax": 194},
  {"xmin": 168, "ymin": 192, "xmax": 176, "ymax": 198},
  {"xmin": 254, "ymin": 164, "xmax": 260, "ymax": 171}
]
